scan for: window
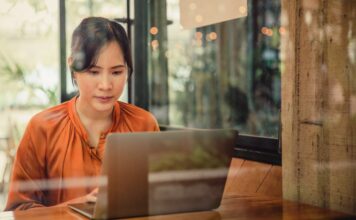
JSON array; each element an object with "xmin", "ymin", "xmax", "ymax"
[
  {"xmin": 0, "ymin": 0, "xmax": 59, "ymax": 107},
  {"xmin": 133, "ymin": 0, "xmax": 281, "ymax": 164},
  {"xmin": 144, "ymin": 0, "xmax": 281, "ymax": 137},
  {"xmin": 59, "ymin": 0, "xmax": 282, "ymax": 164}
]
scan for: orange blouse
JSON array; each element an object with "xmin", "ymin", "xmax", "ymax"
[{"xmin": 5, "ymin": 97, "xmax": 159, "ymax": 211}]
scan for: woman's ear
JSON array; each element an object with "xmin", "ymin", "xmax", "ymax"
[
  {"xmin": 67, "ymin": 56, "xmax": 73, "ymax": 67},
  {"xmin": 68, "ymin": 56, "xmax": 76, "ymax": 79},
  {"xmin": 125, "ymin": 64, "xmax": 130, "ymax": 82}
]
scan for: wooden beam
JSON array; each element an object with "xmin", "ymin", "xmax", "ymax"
[{"xmin": 282, "ymin": 0, "xmax": 356, "ymax": 214}]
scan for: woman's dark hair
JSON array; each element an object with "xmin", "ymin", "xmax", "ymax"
[{"xmin": 69, "ymin": 17, "xmax": 133, "ymax": 82}]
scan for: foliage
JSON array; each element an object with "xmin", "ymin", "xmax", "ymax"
[{"xmin": 0, "ymin": 53, "xmax": 58, "ymax": 108}]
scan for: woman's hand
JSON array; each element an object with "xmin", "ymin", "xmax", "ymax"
[{"xmin": 56, "ymin": 188, "xmax": 98, "ymax": 206}]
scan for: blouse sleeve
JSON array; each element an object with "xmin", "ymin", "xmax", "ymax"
[
  {"xmin": 149, "ymin": 112, "xmax": 160, "ymax": 132},
  {"xmin": 153, "ymin": 118, "xmax": 160, "ymax": 132},
  {"xmin": 4, "ymin": 119, "xmax": 47, "ymax": 211}
]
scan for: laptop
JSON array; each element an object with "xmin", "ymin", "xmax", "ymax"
[{"xmin": 68, "ymin": 129, "xmax": 238, "ymax": 219}]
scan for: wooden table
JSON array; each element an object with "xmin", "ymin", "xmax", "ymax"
[{"xmin": 0, "ymin": 195, "xmax": 354, "ymax": 220}]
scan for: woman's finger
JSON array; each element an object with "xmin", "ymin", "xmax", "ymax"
[
  {"xmin": 86, "ymin": 194, "xmax": 97, "ymax": 203},
  {"xmin": 90, "ymin": 187, "xmax": 99, "ymax": 196}
]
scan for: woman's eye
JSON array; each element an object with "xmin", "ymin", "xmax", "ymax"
[
  {"xmin": 89, "ymin": 70, "xmax": 99, "ymax": 75},
  {"xmin": 113, "ymin": 71, "xmax": 123, "ymax": 75}
]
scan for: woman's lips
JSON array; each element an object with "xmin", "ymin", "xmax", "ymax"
[{"xmin": 95, "ymin": 96, "xmax": 113, "ymax": 103}]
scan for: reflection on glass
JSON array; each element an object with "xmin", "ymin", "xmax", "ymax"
[
  {"xmin": 0, "ymin": 0, "xmax": 60, "ymax": 210},
  {"xmin": 145, "ymin": 130, "xmax": 234, "ymax": 215},
  {"xmin": 148, "ymin": 0, "xmax": 281, "ymax": 137},
  {"xmin": 6, "ymin": 130, "xmax": 234, "ymax": 219},
  {"xmin": 97, "ymin": 130, "xmax": 236, "ymax": 218}
]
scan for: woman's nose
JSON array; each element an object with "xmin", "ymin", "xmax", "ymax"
[{"xmin": 98, "ymin": 74, "xmax": 113, "ymax": 90}]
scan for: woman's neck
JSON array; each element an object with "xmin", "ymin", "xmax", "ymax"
[
  {"xmin": 75, "ymin": 97, "xmax": 113, "ymax": 147},
  {"xmin": 75, "ymin": 97, "xmax": 113, "ymax": 123}
]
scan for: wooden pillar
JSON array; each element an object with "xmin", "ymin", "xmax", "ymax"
[{"xmin": 281, "ymin": 0, "xmax": 356, "ymax": 214}]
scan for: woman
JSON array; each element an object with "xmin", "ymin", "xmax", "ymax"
[{"xmin": 5, "ymin": 17, "xmax": 159, "ymax": 211}]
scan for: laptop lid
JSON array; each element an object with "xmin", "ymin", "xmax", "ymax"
[{"xmin": 91, "ymin": 129, "xmax": 237, "ymax": 219}]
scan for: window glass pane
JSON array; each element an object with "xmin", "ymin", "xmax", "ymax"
[
  {"xmin": 148, "ymin": 0, "xmax": 281, "ymax": 137},
  {"xmin": 0, "ymin": 0, "xmax": 59, "ymax": 107},
  {"xmin": 65, "ymin": 0, "xmax": 129, "ymax": 101}
]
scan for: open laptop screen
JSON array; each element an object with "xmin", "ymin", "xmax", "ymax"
[{"xmin": 97, "ymin": 129, "xmax": 237, "ymax": 219}]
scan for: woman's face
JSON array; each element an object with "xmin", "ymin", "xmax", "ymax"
[{"xmin": 73, "ymin": 41, "xmax": 128, "ymax": 114}]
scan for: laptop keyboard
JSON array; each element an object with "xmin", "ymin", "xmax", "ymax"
[{"xmin": 68, "ymin": 202, "xmax": 96, "ymax": 216}]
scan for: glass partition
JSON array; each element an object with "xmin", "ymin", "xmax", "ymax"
[
  {"xmin": 145, "ymin": 0, "xmax": 281, "ymax": 137},
  {"xmin": 0, "ymin": 0, "xmax": 60, "ymax": 210}
]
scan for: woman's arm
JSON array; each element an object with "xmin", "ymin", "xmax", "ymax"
[{"xmin": 4, "ymin": 121, "xmax": 47, "ymax": 211}]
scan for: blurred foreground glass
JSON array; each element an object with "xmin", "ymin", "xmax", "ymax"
[
  {"xmin": 147, "ymin": 0, "xmax": 281, "ymax": 137},
  {"xmin": 179, "ymin": 0, "xmax": 247, "ymax": 29},
  {"xmin": 0, "ymin": 0, "xmax": 59, "ymax": 108},
  {"xmin": 9, "ymin": 130, "xmax": 235, "ymax": 219},
  {"xmin": 0, "ymin": 1, "xmax": 60, "ymax": 210}
]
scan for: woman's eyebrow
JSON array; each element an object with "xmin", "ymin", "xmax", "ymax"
[
  {"xmin": 89, "ymin": 65, "xmax": 102, "ymax": 69},
  {"xmin": 111, "ymin": 65, "xmax": 125, "ymax": 69},
  {"xmin": 90, "ymin": 64, "xmax": 125, "ymax": 69}
]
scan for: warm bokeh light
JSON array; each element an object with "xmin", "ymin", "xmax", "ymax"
[
  {"xmin": 189, "ymin": 2, "xmax": 196, "ymax": 10},
  {"xmin": 206, "ymin": 32, "xmax": 217, "ymax": 41},
  {"xmin": 239, "ymin": 6, "xmax": 247, "ymax": 14},
  {"xmin": 150, "ymin": 26, "xmax": 159, "ymax": 35},
  {"xmin": 195, "ymin": 31, "xmax": 203, "ymax": 40},
  {"xmin": 195, "ymin": 15, "xmax": 203, "ymax": 23},
  {"xmin": 261, "ymin": 27, "xmax": 273, "ymax": 37},
  {"xmin": 209, "ymin": 32, "xmax": 217, "ymax": 41},
  {"xmin": 279, "ymin": 27, "xmax": 286, "ymax": 35},
  {"xmin": 261, "ymin": 27, "xmax": 268, "ymax": 35},
  {"xmin": 151, "ymin": 40, "xmax": 159, "ymax": 50},
  {"xmin": 218, "ymin": 4, "xmax": 226, "ymax": 12}
]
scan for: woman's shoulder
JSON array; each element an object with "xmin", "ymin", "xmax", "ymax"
[
  {"xmin": 118, "ymin": 101, "xmax": 155, "ymax": 119},
  {"xmin": 29, "ymin": 101, "xmax": 70, "ymax": 128},
  {"xmin": 117, "ymin": 101, "xmax": 159, "ymax": 131}
]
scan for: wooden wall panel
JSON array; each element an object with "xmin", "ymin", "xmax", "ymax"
[
  {"xmin": 282, "ymin": 0, "xmax": 356, "ymax": 214},
  {"xmin": 280, "ymin": 0, "xmax": 299, "ymax": 201}
]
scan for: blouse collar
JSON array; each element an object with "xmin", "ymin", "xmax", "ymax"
[{"xmin": 67, "ymin": 96, "xmax": 121, "ymax": 145}]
